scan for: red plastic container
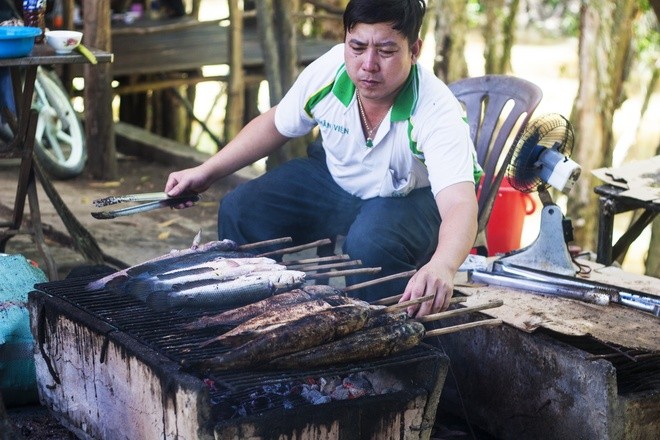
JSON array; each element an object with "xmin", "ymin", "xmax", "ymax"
[{"xmin": 485, "ymin": 180, "xmax": 537, "ymax": 256}]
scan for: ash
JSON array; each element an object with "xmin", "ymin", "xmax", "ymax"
[{"xmin": 207, "ymin": 370, "xmax": 404, "ymax": 419}]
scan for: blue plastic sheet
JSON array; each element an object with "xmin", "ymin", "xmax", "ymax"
[{"xmin": 0, "ymin": 254, "xmax": 47, "ymax": 406}]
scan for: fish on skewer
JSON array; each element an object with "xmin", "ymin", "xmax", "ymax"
[
  {"xmin": 187, "ymin": 305, "xmax": 370, "ymax": 371},
  {"xmin": 121, "ymin": 260, "xmax": 284, "ymax": 300},
  {"xmin": 145, "ymin": 270, "xmax": 306, "ymax": 311},
  {"xmin": 199, "ymin": 299, "xmax": 336, "ymax": 347},
  {"xmin": 267, "ymin": 301, "xmax": 506, "ymax": 369},
  {"xmin": 184, "ymin": 284, "xmax": 345, "ymax": 330},
  {"xmin": 199, "ymin": 294, "xmax": 375, "ymax": 347},
  {"xmin": 86, "ymin": 239, "xmax": 241, "ymax": 290},
  {"xmin": 268, "ymin": 321, "xmax": 426, "ymax": 369}
]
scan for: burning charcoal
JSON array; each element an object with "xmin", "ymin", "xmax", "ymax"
[
  {"xmin": 320, "ymin": 376, "xmax": 343, "ymax": 395},
  {"xmin": 301, "ymin": 386, "xmax": 331, "ymax": 405},
  {"xmin": 262, "ymin": 382, "xmax": 293, "ymax": 396},
  {"xmin": 343, "ymin": 373, "xmax": 374, "ymax": 395},
  {"xmin": 330, "ymin": 387, "xmax": 351, "ymax": 400},
  {"xmin": 360, "ymin": 370, "xmax": 404, "ymax": 395}
]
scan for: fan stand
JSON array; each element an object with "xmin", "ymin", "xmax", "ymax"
[{"xmin": 494, "ymin": 190, "xmax": 576, "ymax": 276}]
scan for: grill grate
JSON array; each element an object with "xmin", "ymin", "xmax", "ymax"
[{"xmin": 34, "ymin": 275, "xmax": 444, "ymax": 418}]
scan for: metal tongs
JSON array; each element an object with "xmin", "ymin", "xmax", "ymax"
[{"xmin": 91, "ymin": 192, "xmax": 200, "ymax": 220}]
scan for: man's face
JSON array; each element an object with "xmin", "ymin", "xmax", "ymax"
[{"xmin": 344, "ymin": 22, "xmax": 421, "ymax": 104}]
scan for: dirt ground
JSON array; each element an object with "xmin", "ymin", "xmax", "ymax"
[{"xmin": 0, "ymin": 153, "xmax": 233, "ymax": 279}]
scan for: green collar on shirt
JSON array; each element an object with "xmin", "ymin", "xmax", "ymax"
[{"xmin": 331, "ymin": 64, "xmax": 419, "ymax": 122}]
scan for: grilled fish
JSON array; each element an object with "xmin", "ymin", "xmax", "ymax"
[
  {"xmin": 268, "ymin": 320, "xmax": 425, "ymax": 369},
  {"xmin": 86, "ymin": 239, "xmax": 239, "ymax": 290},
  {"xmin": 184, "ymin": 284, "xmax": 346, "ymax": 329},
  {"xmin": 145, "ymin": 270, "xmax": 306, "ymax": 311},
  {"xmin": 200, "ymin": 299, "xmax": 335, "ymax": 347},
  {"xmin": 189, "ymin": 305, "xmax": 369, "ymax": 371}
]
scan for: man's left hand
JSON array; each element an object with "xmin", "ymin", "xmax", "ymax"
[{"xmin": 400, "ymin": 263, "xmax": 454, "ymax": 318}]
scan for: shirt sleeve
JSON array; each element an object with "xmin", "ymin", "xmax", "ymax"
[
  {"xmin": 274, "ymin": 44, "xmax": 344, "ymax": 138},
  {"xmin": 414, "ymin": 85, "xmax": 479, "ymax": 197}
]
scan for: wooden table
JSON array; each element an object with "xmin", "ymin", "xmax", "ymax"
[{"xmin": 0, "ymin": 44, "xmax": 112, "ymax": 279}]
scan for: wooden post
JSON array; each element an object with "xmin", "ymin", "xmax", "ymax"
[
  {"xmin": 224, "ymin": 0, "xmax": 245, "ymax": 143},
  {"xmin": 83, "ymin": 0, "xmax": 117, "ymax": 180}
]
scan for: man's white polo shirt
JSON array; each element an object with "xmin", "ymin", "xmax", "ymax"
[{"xmin": 274, "ymin": 44, "xmax": 480, "ymax": 199}]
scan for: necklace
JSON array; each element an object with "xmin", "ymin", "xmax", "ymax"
[{"xmin": 356, "ymin": 91, "xmax": 385, "ymax": 148}]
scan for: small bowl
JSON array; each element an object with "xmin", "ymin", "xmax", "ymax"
[
  {"xmin": 45, "ymin": 30, "xmax": 83, "ymax": 54},
  {"xmin": 0, "ymin": 26, "xmax": 42, "ymax": 58}
]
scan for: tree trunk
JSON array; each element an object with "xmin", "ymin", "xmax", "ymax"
[
  {"xmin": 83, "ymin": 0, "xmax": 117, "ymax": 180},
  {"xmin": 432, "ymin": 0, "xmax": 468, "ymax": 83},
  {"xmin": 224, "ymin": 0, "xmax": 245, "ymax": 143},
  {"xmin": 482, "ymin": 0, "xmax": 519, "ymax": 74},
  {"xmin": 568, "ymin": 0, "xmax": 638, "ymax": 252},
  {"xmin": 256, "ymin": 0, "xmax": 304, "ymax": 170}
]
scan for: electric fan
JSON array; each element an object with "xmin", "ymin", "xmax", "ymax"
[{"xmin": 494, "ymin": 113, "xmax": 582, "ymax": 275}]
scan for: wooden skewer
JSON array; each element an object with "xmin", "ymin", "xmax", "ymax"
[
  {"xmin": 380, "ymin": 295, "xmax": 434, "ymax": 313},
  {"xmin": 257, "ymin": 239, "xmax": 332, "ymax": 257},
  {"xmin": 424, "ymin": 318, "xmax": 503, "ymax": 338},
  {"xmin": 305, "ymin": 267, "xmax": 382, "ymax": 279},
  {"xmin": 416, "ymin": 300, "xmax": 504, "ymax": 323},
  {"xmin": 300, "ymin": 260, "xmax": 362, "ymax": 272},
  {"xmin": 283, "ymin": 254, "xmax": 351, "ymax": 266},
  {"xmin": 371, "ymin": 293, "xmax": 468, "ymax": 306},
  {"xmin": 238, "ymin": 237, "xmax": 293, "ymax": 251},
  {"xmin": 343, "ymin": 269, "xmax": 417, "ymax": 293}
]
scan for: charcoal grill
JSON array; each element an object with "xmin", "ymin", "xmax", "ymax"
[{"xmin": 28, "ymin": 274, "xmax": 449, "ymax": 440}]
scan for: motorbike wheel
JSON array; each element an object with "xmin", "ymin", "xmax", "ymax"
[{"xmin": 32, "ymin": 68, "xmax": 86, "ymax": 179}]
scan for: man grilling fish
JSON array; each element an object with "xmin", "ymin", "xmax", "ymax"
[{"xmin": 164, "ymin": 0, "xmax": 482, "ymax": 318}]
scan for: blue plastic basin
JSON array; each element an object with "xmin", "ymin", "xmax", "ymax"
[{"xmin": 0, "ymin": 26, "xmax": 42, "ymax": 59}]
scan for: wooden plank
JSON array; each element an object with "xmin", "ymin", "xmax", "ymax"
[{"xmin": 108, "ymin": 20, "xmax": 337, "ymax": 76}]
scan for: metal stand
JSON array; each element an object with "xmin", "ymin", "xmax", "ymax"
[{"xmin": 495, "ymin": 204, "xmax": 575, "ymax": 276}]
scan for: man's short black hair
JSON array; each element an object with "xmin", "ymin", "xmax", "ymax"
[{"xmin": 343, "ymin": 0, "xmax": 426, "ymax": 44}]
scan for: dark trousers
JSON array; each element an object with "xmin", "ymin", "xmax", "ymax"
[{"xmin": 218, "ymin": 142, "xmax": 441, "ymax": 302}]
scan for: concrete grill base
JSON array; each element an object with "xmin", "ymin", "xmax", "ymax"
[
  {"xmin": 29, "ymin": 290, "xmax": 450, "ymax": 440},
  {"xmin": 433, "ymin": 316, "xmax": 660, "ymax": 440}
]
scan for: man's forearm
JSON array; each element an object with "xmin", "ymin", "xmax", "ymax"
[
  {"xmin": 204, "ymin": 107, "xmax": 291, "ymax": 180},
  {"xmin": 431, "ymin": 182, "xmax": 478, "ymax": 273}
]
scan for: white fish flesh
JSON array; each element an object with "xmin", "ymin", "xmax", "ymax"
[
  {"xmin": 144, "ymin": 270, "xmax": 306, "ymax": 311},
  {"xmin": 86, "ymin": 239, "xmax": 239, "ymax": 290}
]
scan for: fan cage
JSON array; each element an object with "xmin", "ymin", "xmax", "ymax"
[{"xmin": 506, "ymin": 114, "xmax": 574, "ymax": 193}]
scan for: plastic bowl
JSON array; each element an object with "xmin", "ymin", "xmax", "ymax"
[
  {"xmin": 45, "ymin": 30, "xmax": 83, "ymax": 54},
  {"xmin": 0, "ymin": 26, "xmax": 41, "ymax": 59}
]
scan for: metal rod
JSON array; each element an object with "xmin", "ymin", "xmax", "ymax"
[{"xmin": 469, "ymin": 270, "xmax": 611, "ymax": 305}]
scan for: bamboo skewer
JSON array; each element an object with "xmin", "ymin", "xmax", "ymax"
[
  {"xmin": 343, "ymin": 269, "xmax": 417, "ymax": 293},
  {"xmin": 257, "ymin": 239, "xmax": 332, "ymax": 257},
  {"xmin": 283, "ymin": 254, "xmax": 351, "ymax": 267},
  {"xmin": 424, "ymin": 319, "xmax": 503, "ymax": 338},
  {"xmin": 371, "ymin": 293, "xmax": 468, "ymax": 306},
  {"xmin": 238, "ymin": 237, "xmax": 293, "ymax": 251},
  {"xmin": 416, "ymin": 300, "xmax": 504, "ymax": 323},
  {"xmin": 380, "ymin": 295, "xmax": 434, "ymax": 313},
  {"xmin": 305, "ymin": 267, "xmax": 382, "ymax": 279},
  {"xmin": 299, "ymin": 260, "xmax": 363, "ymax": 272}
]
